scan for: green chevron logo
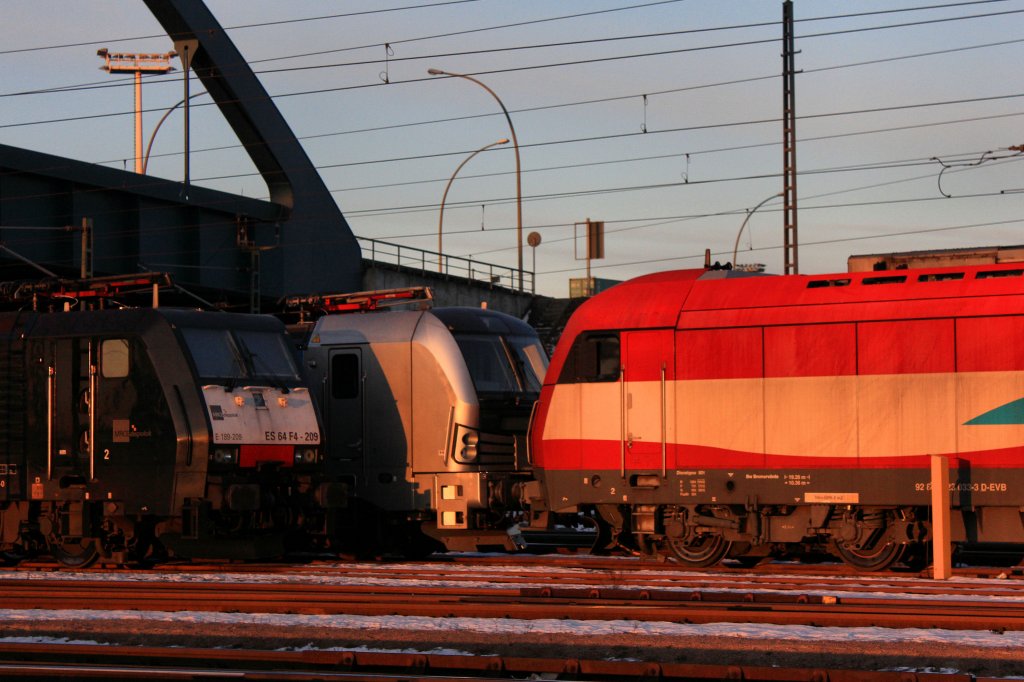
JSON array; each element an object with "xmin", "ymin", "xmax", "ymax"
[{"xmin": 966, "ymin": 397, "xmax": 1024, "ymax": 425}]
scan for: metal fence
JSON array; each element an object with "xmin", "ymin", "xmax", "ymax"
[{"xmin": 358, "ymin": 237, "xmax": 533, "ymax": 292}]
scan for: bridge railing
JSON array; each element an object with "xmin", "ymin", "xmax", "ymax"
[{"xmin": 358, "ymin": 237, "xmax": 532, "ymax": 292}]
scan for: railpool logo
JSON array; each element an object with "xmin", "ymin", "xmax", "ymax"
[
  {"xmin": 113, "ymin": 419, "xmax": 152, "ymax": 442},
  {"xmin": 965, "ymin": 397, "xmax": 1024, "ymax": 425}
]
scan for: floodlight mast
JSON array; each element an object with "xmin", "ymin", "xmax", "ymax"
[{"xmin": 97, "ymin": 49, "xmax": 177, "ymax": 174}]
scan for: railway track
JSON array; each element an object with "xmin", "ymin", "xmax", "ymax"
[
  {"xmin": 2, "ymin": 558, "xmax": 1023, "ymax": 678},
  {"xmin": 7, "ymin": 554, "xmax": 1024, "ymax": 604},
  {"xmin": 3, "ymin": 568, "xmax": 1024, "ymax": 630},
  {"xmin": 0, "ymin": 641, "xmax": 1003, "ymax": 681}
]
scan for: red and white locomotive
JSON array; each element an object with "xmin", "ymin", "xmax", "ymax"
[{"xmin": 530, "ymin": 262, "xmax": 1024, "ymax": 569}]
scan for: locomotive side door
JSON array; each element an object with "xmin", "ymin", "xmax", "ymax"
[
  {"xmin": 47, "ymin": 337, "xmax": 94, "ymax": 485},
  {"xmin": 621, "ymin": 329, "xmax": 674, "ymax": 480},
  {"xmin": 327, "ymin": 347, "xmax": 364, "ymax": 466}
]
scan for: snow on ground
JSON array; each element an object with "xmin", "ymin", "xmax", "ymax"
[
  {"xmin": 0, "ymin": 608, "xmax": 1023, "ymax": 649},
  {"xmin": 5, "ymin": 560, "xmax": 1024, "ymax": 603},
  {"xmin": 6, "ymin": 558, "xmax": 1024, "ymax": 653}
]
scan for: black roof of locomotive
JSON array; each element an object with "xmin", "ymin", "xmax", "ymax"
[
  {"xmin": 0, "ymin": 307, "xmax": 285, "ymax": 339},
  {"xmin": 431, "ymin": 307, "xmax": 536, "ymax": 337}
]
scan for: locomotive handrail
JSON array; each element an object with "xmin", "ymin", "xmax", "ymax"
[
  {"xmin": 525, "ymin": 400, "xmax": 539, "ymax": 467},
  {"xmin": 46, "ymin": 365, "xmax": 54, "ymax": 481},
  {"xmin": 89, "ymin": 348, "xmax": 97, "ymax": 481},
  {"xmin": 173, "ymin": 386, "xmax": 193, "ymax": 467},
  {"xmin": 619, "ymin": 367, "xmax": 626, "ymax": 479},
  {"xmin": 660, "ymin": 363, "xmax": 667, "ymax": 479},
  {"xmin": 443, "ymin": 406, "xmax": 456, "ymax": 466}
]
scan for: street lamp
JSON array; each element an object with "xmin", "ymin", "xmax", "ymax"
[
  {"xmin": 438, "ymin": 139, "xmax": 509, "ymax": 273},
  {"xmin": 732, "ymin": 193, "xmax": 783, "ymax": 268},
  {"xmin": 427, "ymin": 68, "xmax": 523, "ymax": 291}
]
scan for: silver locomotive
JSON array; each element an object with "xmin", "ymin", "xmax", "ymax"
[{"xmin": 288, "ymin": 288, "xmax": 547, "ymax": 556}]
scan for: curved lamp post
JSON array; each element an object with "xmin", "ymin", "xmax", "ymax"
[
  {"xmin": 732, "ymin": 192, "xmax": 783, "ymax": 268},
  {"xmin": 142, "ymin": 92, "xmax": 208, "ymax": 174},
  {"xmin": 428, "ymin": 68, "xmax": 523, "ymax": 291},
  {"xmin": 438, "ymin": 138, "xmax": 509, "ymax": 273}
]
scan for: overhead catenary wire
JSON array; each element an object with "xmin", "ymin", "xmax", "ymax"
[
  {"xmin": 110, "ymin": 36, "xmax": 1024, "ymax": 172},
  {"xmin": 539, "ymin": 215, "xmax": 1024, "ymax": 276},
  {"xmin": 343, "ymin": 152, "xmax": 1024, "ymax": 223},
  {"xmin": 0, "ymin": 4, "xmax": 1018, "ymax": 106},
  {"xmin": 8, "ymin": 143, "xmax": 1018, "ymax": 253},
  {"xmin": 455, "ymin": 156, "xmax": 1024, "ymax": 258},
  {"xmin": 0, "ymin": 0, "xmax": 688, "ymax": 98},
  {"xmin": 173, "ymin": 91, "xmax": 1024, "ymax": 186},
  {"xmin": 0, "ymin": 0, "xmax": 489, "ymax": 56},
  {"xmin": 327, "ymin": 110, "xmax": 1024, "ymax": 195},
  {"xmin": 4, "ymin": 91, "xmax": 1021, "ymax": 231}
]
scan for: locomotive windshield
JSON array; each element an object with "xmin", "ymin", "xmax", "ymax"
[
  {"xmin": 180, "ymin": 327, "xmax": 301, "ymax": 383},
  {"xmin": 454, "ymin": 333, "xmax": 547, "ymax": 395},
  {"xmin": 507, "ymin": 334, "xmax": 547, "ymax": 392}
]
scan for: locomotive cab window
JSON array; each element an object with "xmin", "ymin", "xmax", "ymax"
[
  {"xmin": 179, "ymin": 327, "xmax": 300, "ymax": 383},
  {"xmin": 180, "ymin": 328, "xmax": 246, "ymax": 381},
  {"xmin": 507, "ymin": 335, "xmax": 548, "ymax": 393},
  {"xmin": 101, "ymin": 338, "xmax": 130, "ymax": 378},
  {"xmin": 559, "ymin": 332, "xmax": 620, "ymax": 383},
  {"xmin": 454, "ymin": 335, "xmax": 521, "ymax": 394},
  {"xmin": 235, "ymin": 330, "xmax": 301, "ymax": 381}
]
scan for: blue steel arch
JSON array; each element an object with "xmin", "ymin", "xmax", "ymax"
[
  {"xmin": 0, "ymin": 2, "xmax": 361, "ymax": 304},
  {"xmin": 142, "ymin": 0, "xmax": 361, "ymax": 297}
]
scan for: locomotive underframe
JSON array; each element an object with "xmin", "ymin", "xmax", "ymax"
[
  {"xmin": 538, "ymin": 465, "xmax": 1024, "ymax": 567},
  {"xmin": 324, "ymin": 469, "xmax": 532, "ymax": 556},
  {"xmin": 0, "ymin": 465, "xmax": 345, "ymax": 565}
]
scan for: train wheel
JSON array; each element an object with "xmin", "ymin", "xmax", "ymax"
[
  {"xmin": 724, "ymin": 543, "xmax": 771, "ymax": 568},
  {"xmin": 831, "ymin": 538, "xmax": 906, "ymax": 571},
  {"xmin": 49, "ymin": 538, "xmax": 100, "ymax": 569},
  {"xmin": 665, "ymin": 532, "xmax": 731, "ymax": 568},
  {"xmin": 898, "ymin": 543, "xmax": 928, "ymax": 572}
]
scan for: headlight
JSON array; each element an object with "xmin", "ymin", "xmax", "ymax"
[
  {"xmin": 211, "ymin": 447, "xmax": 237, "ymax": 465},
  {"xmin": 460, "ymin": 431, "xmax": 479, "ymax": 462},
  {"xmin": 294, "ymin": 447, "xmax": 319, "ymax": 464}
]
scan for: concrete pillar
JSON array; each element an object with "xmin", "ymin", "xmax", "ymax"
[{"xmin": 930, "ymin": 454, "xmax": 952, "ymax": 579}]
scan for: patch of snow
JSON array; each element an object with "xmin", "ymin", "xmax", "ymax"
[
  {"xmin": 7, "ymin": 564, "xmax": 1024, "ymax": 605},
  {"xmin": 2, "ymin": 609, "xmax": 1023, "ymax": 649}
]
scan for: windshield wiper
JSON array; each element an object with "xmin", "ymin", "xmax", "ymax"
[{"xmin": 235, "ymin": 335, "xmax": 289, "ymax": 392}]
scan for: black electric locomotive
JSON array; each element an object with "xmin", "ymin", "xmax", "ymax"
[{"xmin": 0, "ymin": 307, "xmax": 334, "ymax": 567}]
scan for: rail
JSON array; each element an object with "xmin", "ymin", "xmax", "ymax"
[
  {"xmin": 359, "ymin": 236, "xmax": 533, "ymax": 292},
  {"xmin": 0, "ymin": 642, "xmax": 996, "ymax": 681}
]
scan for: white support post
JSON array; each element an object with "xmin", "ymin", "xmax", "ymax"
[{"xmin": 930, "ymin": 454, "xmax": 952, "ymax": 579}]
